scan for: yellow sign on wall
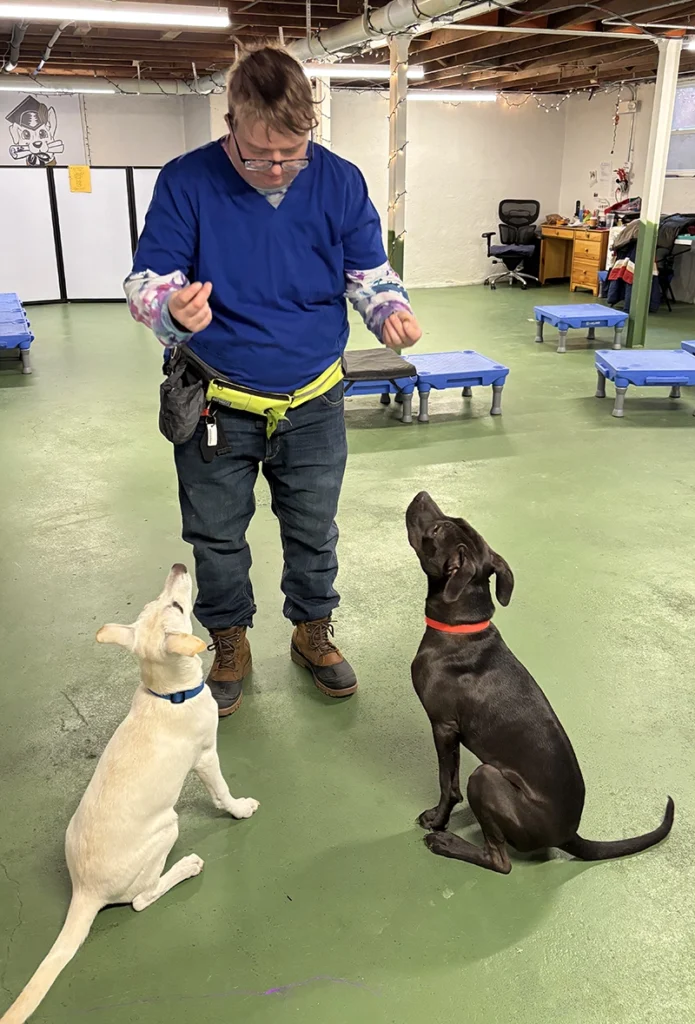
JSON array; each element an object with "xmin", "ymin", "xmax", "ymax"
[{"xmin": 68, "ymin": 165, "xmax": 91, "ymax": 193}]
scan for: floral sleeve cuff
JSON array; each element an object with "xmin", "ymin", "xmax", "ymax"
[
  {"xmin": 345, "ymin": 262, "xmax": 413, "ymax": 342},
  {"xmin": 123, "ymin": 269, "xmax": 193, "ymax": 348}
]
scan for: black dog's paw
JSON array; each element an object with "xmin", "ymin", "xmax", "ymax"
[
  {"xmin": 424, "ymin": 831, "xmax": 454, "ymax": 855},
  {"xmin": 418, "ymin": 808, "xmax": 444, "ymax": 830}
]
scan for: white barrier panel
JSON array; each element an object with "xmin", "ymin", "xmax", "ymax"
[
  {"xmin": 54, "ymin": 167, "xmax": 133, "ymax": 300},
  {"xmin": 0, "ymin": 168, "xmax": 61, "ymax": 302},
  {"xmin": 133, "ymin": 167, "xmax": 161, "ymax": 239}
]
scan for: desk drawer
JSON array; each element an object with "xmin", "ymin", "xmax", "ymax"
[
  {"xmin": 575, "ymin": 230, "xmax": 604, "ymax": 241},
  {"xmin": 542, "ymin": 227, "xmax": 573, "ymax": 239},
  {"xmin": 571, "ymin": 259, "xmax": 600, "ymax": 287},
  {"xmin": 574, "ymin": 237, "xmax": 603, "ymax": 260}
]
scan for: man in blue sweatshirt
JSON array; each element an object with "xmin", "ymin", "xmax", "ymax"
[{"xmin": 125, "ymin": 46, "xmax": 421, "ymax": 716}]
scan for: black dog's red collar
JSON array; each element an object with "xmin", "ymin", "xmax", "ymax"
[{"xmin": 425, "ymin": 617, "xmax": 491, "ymax": 635}]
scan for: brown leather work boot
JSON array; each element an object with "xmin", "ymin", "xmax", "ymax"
[
  {"xmin": 290, "ymin": 618, "xmax": 358, "ymax": 698},
  {"xmin": 206, "ymin": 627, "xmax": 252, "ymax": 716}
]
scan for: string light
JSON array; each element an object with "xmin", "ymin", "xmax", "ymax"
[
  {"xmin": 496, "ymin": 82, "xmax": 635, "ymax": 113},
  {"xmin": 610, "ymin": 83, "xmax": 623, "ymax": 155},
  {"xmin": 387, "ymin": 46, "xmax": 408, "ymax": 266}
]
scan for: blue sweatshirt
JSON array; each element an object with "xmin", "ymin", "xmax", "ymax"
[{"xmin": 130, "ymin": 141, "xmax": 394, "ymax": 392}]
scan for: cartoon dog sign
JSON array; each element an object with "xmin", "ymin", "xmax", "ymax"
[{"xmin": 6, "ymin": 95, "xmax": 65, "ymax": 166}]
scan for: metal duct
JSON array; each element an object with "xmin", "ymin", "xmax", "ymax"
[
  {"xmin": 189, "ymin": 69, "xmax": 227, "ymax": 94},
  {"xmin": 0, "ymin": 75, "xmax": 200, "ymax": 94},
  {"xmin": 35, "ymin": 21, "xmax": 72, "ymax": 75},
  {"xmin": 287, "ymin": 0, "xmax": 519, "ymax": 62},
  {"xmin": 4, "ymin": 22, "xmax": 28, "ymax": 72}
]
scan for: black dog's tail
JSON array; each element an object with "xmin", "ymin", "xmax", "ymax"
[{"xmin": 560, "ymin": 797, "xmax": 674, "ymax": 861}]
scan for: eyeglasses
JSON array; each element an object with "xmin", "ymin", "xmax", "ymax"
[{"xmin": 229, "ymin": 125, "xmax": 312, "ymax": 174}]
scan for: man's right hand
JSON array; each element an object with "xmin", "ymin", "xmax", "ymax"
[{"xmin": 168, "ymin": 281, "xmax": 213, "ymax": 333}]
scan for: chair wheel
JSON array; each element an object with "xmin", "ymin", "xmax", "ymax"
[
  {"xmin": 490, "ymin": 284, "xmax": 496, "ymax": 291},
  {"xmin": 521, "ymin": 283, "xmax": 527, "ymax": 290}
]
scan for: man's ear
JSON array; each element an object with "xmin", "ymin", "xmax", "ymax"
[
  {"xmin": 442, "ymin": 546, "xmax": 475, "ymax": 604},
  {"xmin": 96, "ymin": 624, "xmax": 135, "ymax": 649},
  {"xmin": 165, "ymin": 633, "xmax": 207, "ymax": 657},
  {"xmin": 490, "ymin": 550, "xmax": 514, "ymax": 607}
]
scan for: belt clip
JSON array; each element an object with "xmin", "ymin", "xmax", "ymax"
[{"xmin": 200, "ymin": 406, "xmax": 219, "ymax": 462}]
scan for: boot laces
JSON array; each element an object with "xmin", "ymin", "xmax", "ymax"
[
  {"xmin": 208, "ymin": 630, "xmax": 243, "ymax": 668},
  {"xmin": 305, "ymin": 620, "xmax": 337, "ymax": 657}
]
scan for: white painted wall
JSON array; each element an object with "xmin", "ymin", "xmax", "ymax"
[
  {"xmin": 81, "ymin": 94, "xmax": 185, "ymax": 166},
  {"xmin": 559, "ymin": 85, "xmax": 695, "ymax": 218},
  {"xmin": 331, "ymin": 91, "xmax": 389, "ymax": 233},
  {"xmin": 332, "ymin": 90, "xmax": 565, "ymax": 286},
  {"xmin": 182, "ymin": 94, "xmax": 214, "ymax": 152},
  {"xmin": 209, "ymin": 92, "xmax": 228, "ymax": 140}
]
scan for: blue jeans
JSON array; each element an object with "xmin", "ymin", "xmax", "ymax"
[{"xmin": 174, "ymin": 382, "xmax": 347, "ymax": 631}]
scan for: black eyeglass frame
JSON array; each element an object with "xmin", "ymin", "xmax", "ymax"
[{"xmin": 228, "ymin": 123, "xmax": 313, "ymax": 174}]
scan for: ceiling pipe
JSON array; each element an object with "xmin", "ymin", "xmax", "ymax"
[
  {"xmin": 287, "ymin": 0, "xmax": 518, "ymax": 62},
  {"xmin": 34, "ymin": 21, "xmax": 72, "ymax": 75},
  {"xmin": 4, "ymin": 21, "xmax": 28, "ymax": 72},
  {"xmin": 603, "ymin": 21, "xmax": 692, "ymax": 31},
  {"xmin": 0, "ymin": 74, "xmax": 201, "ymax": 94},
  {"xmin": 437, "ymin": 24, "xmax": 658, "ymax": 41},
  {"xmin": 189, "ymin": 70, "xmax": 226, "ymax": 93}
]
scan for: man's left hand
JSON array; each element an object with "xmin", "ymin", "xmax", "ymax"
[{"xmin": 382, "ymin": 311, "xmax": 422, "ymax": 350}]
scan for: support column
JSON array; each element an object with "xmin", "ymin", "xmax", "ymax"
[
  {"xmin": 628, "ymin": 37, "xmax": 682, "ymax": 348},
  {"xmin": 313, "ymin": 77, "xmax": 331, "ymax": 150},
  {"xmin": 387, "ymin": 34, "xmax": 409, "ymax": 279}
]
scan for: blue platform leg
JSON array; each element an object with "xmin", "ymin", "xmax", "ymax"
[
  {"xmin": 613, "ymin": 325, "xmax": 624, "ymax": 350},
  {"xmin": 20, "ymin": 348, "xmax": 31, "ymax": 374},
  {"xmin": 670, "ymin": 385, "xmax": 681, "ymax": 399},
  {"xmin": 462, "ymin": 386, "xmax": 473, "ymax": 398},
  {"xmin": 613, "ymin": 385, "xmax": 628, "ymax": 418},
  {"xmin": 557, "ymin": 328, "xmax": 568, "ymax": 354},
  {"xmin": 595, "ymin": 371, "xmax": 606, "ymax": 399},
  {"xmin": 418, "ymin": 387, "xmax": 430, "ymax": 423},
  {"xmin": 401, "ymin": 392, "xmax": 413, "ymax": 424},
  {"xmin": 535, "ymin": 320, "xmax": 544, "ymax": 344},
  {"xmin": 380, "ymin": 393, "xmax": 391, "ymax": 406},
  {"xmin": 587, "ymin": 327, "xmax": 596, "ymax": 341},
  {"xmin": 490, "ymin": 384, "xmax": 504, "ymax": 416}
]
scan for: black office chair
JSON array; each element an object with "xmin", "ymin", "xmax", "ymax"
[{"xmin": 482, "ymin": 199, "xmax": 540, "ymax": 290}]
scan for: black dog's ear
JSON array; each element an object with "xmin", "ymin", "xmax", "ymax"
[
  {"xmin": 443, "ymin": 546, "xmax": 475, "ymax": 604},
  {"xmin": 490, "ymin": 550, "xmax": 514, "ymax": 606}
]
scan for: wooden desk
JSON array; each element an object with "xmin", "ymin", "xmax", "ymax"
[{"xmin": 540, "ymin": 227, "xmax": 610, "ymax": 296}]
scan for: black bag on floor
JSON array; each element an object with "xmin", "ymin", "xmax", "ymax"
[{"xmin": 159, "ymin": 349, "xmax": 206, "ymax": 445}]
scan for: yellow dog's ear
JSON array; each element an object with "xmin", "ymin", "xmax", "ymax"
[
  {"xmin": 165, "ymin": 633, "xmax": 207, "ymax": 657},
  {"xmin": 96, "ymin": 624, "xmax": 135, "ymax": 649}
]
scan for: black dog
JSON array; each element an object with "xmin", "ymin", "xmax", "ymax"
[{"xmin": 406, "ymin": 491, "xmax": 674, "ymax": 874}]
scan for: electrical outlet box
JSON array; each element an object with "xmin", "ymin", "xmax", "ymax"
[{"xmin": 618, "ymin": 100, "xmax": 640, "ymax": 115}]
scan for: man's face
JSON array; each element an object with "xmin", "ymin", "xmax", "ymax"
[{"xmin": 227, "ymin": 115, "xmax": 310, "ymax": 190}]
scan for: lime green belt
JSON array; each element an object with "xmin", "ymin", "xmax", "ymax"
[{"xmin": 205, "ymin": 358, "xmax": 343, "ymax": 438}]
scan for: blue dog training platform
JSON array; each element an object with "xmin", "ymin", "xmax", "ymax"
[
  {"xmin": 534, "ymin": 303, "xmax": 628, "ymax": 354},
  {"xmin": 595, "ymin": 349, "xmax": 695, "ymax": 417},
  {"xmin": 342, "ymin": 349, "xmax": 510, "ymax": 424},
  {"xmin": 409, "ymin": 351, "xmax": 509, "ymax": 422},
  {"xmin": 0, "ymin": 292, "xmax": 33, "ymax": 374},
  {"xmin": 343, "ymin": 372, "xmax": 418, "ymax": 421}
]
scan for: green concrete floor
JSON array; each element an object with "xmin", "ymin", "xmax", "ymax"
[{"xmin": 1, "ymin": 287, "xmax": 694, "ymax": 1024}]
